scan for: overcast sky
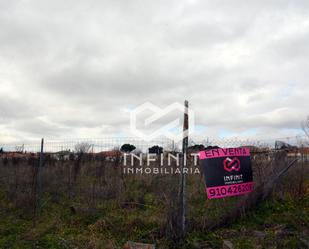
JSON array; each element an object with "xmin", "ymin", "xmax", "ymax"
[{"xmin": 0, "ymin": 0, "xmax": 309, "ymax": 143}]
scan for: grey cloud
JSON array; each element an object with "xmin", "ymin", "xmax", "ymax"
[
  {"xmin": 12, "ymin": 118, "xmax": 69, "ymax": 137},
  {"xmin": 0, "ymin": 0, "xmax": 308, "ymax": 142},
  {"xmin": 0, "ymin": 95, "xmax": 42, "ymax": 121}
]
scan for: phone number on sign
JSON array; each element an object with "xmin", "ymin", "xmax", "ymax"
[{"xmin": 206, "ymin": 182, "xmax": 254, "ymax": 199}]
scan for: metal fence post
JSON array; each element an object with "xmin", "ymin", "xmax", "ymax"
[
  {"xmin": 34, "ymin": 138, "xmax": 44, "ymax": 226},
  {"xmin": 180, "ymin": 100, "xmax": 189, "ymax": 236}
]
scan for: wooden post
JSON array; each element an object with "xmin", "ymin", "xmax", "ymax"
[{"xmin": 180, "ymin": 100, "xmax": 189, "ymax": 236}]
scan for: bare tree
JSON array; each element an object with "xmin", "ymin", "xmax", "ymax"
[
  {"xmin": 15, "ymin": 144, "xmax": 24, "ymax": 153},
  {"xmin": 70, "ymin": 142, "xmax": 93, "ymax": 194},
  {"xmin": 301, "ymin": 115, "xmax": 309, "ymax": 137},
  {"xmin": 74, "ymin": 142, "xmax": 92, "ymax": 154}
]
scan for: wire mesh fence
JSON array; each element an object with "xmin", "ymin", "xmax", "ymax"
[
  {"xmin": 0, "ymin": 137, "xmax": 174, "ymax": 153},
  {"xmin": 0, "ymin": 135, "xmax": 308, "ymax": 243},
  {"xmin": 1, "ymin": 135, "xmax": 308, "ymax": 153}
]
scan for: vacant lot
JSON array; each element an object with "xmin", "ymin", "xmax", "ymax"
[{"xmin": 0, "ymin": 150, "xmax": 308, "ymax": 249}]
